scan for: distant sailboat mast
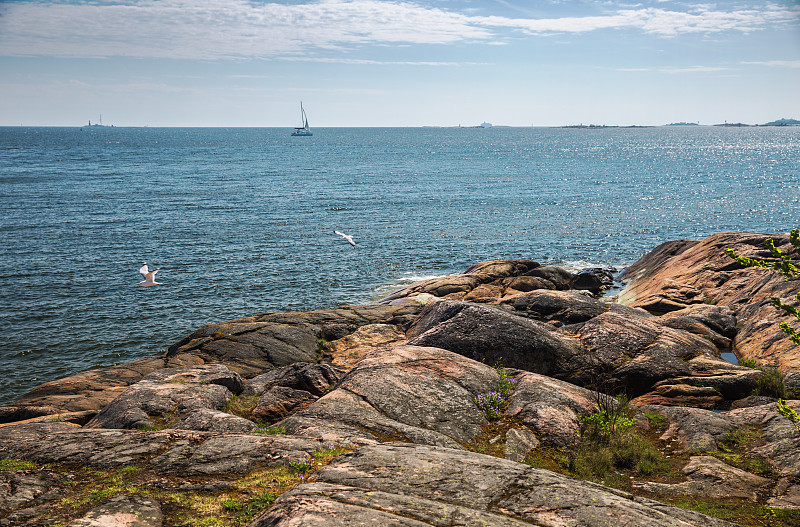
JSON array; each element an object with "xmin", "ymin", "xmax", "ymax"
[{"xmin": 291, "ymin": 102, "xmax": 312, "ymax": 136}]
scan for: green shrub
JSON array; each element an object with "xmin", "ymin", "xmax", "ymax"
[
  {"xmin": 755, "ymin": 367, "xmax": 786, "ymax": 399},
  {"xmin": 777, "ymin": 399, "xmax": 800, "ymax": 431},
  {"xmin": 725, "ymin": 229, "xmax": 800, "ymax": 345},
  {"xmin": 739, "ymin": 358, "xmax": 759, "ymax": 369},
  {"xmin": 253, "ymin": 424, "xmax": 287, "ymax": 435},
  {"xmin": 643, "ymin": 409, "xmax": 668, "ymax": 430}
]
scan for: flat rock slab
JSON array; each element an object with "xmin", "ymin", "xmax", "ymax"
[
  {"xmin": 254, "ymin": 443, "xmax": 736, "ymax": 526},
  {"xmin": 67, "ymin": 494, "xmax": 162, "ymax": 527},
  {"xmin": 325, "ymin": 323, "xmax": 407, "ymax": 369},
  {"xmin": 0, "ymin": 470, "xmax": 63, "ymax": 511},
  {"xmin": 279, "ymin": 345, "xmax": 497, "ymax": 448},
  {"xmin": 165, "ymin": 304, "xmax": 424, "ymax": 378},
  {"xmin": 646, "ymin": 406, "xmax": 740, "ymax": 453},
  {"xmin": 634, "ymin": 455, "xmax": 771, "ymax": 501},
  {"xmin": 0, "ymin": 422, "xmax": 326, "ymax": 475}
]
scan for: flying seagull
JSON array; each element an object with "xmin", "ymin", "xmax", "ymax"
[
  {"xmin": 333, "ymin": 230, "xmax": 356, "ymax": 248},
  {"xmin": 139, "ymin": 262, "xmax": 161, "ymax": 286}
]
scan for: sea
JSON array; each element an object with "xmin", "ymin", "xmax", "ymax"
[{"xmin": 1, "ymin": 125, "xmax": 799, "ymax": 405}]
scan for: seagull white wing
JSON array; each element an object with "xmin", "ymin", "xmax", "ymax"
[
  {"xmin": 334, "ymin": 230, "xmax": 346, "ymax": 238},
  {"xmin": 146, "ymin": 268, "xmax": 160, "ymax": 281},
  {"xmin": 139, "ymin": 263, "xmax": 149, "ymax": 278}
]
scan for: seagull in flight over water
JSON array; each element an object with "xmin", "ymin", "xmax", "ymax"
[
  {"xmin": 139, "ymin": 262, "xmax": 162, "ymax": 286},
  {"xmin": 333, "ymin": 230, "xmax": 356, "ymax": 248}
]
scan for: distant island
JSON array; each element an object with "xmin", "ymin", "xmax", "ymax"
[
  {"xmin": 763, "ymin": 118, "xmax": 800, "ymax": 126},
  {"xmin": 665, "ymin": 122, "xmax": 699, "ymax": 126}
]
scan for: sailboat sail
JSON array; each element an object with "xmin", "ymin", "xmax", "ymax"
[{"xmin": 292, "ymin": 102, "xmax": 312, "ymax": 136}]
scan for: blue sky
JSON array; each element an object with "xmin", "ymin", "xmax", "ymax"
[{"xmin": 1, "ymin": 0, "xmax": 798, "ymax": 126}]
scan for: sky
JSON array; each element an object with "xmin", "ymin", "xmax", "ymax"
[{"xmin": 0, "ymin": 0, "xmax": 799, "ymax": 127}]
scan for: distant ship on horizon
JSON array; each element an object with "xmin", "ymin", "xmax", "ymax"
[{"xmin": 85, "ymin": 114, "xmax": 113, "ymax": 128}]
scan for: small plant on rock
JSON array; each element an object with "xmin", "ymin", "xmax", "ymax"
[
  {"xmin": 725, "ymin": 229, "xmax": 800, "ymax": 345},
  {"xmin": 475, "ymin": 361, "xmax": 518, "ymax": 421},
  {"xmin": 776, "ymin": 399, "xmax": 800, "ymax": 431},
  {"xmin": 475, "ymin": 391, "xmax": 506, "ymax": 421}
]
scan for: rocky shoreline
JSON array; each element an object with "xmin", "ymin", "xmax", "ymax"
[{"xmin": 1, "ymin": 232, "xmax": 799, "ymax": 526}]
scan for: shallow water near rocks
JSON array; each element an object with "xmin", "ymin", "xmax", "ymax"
[{"xmin": 1, "ymin": 126, "xmax": 798, "ymax": 404}]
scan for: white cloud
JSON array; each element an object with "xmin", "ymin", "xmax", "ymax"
[
  {"xmin": 659, "ymin": 65, "xmax": 730, "ymax": 73},
  {"xmin": 742, "ymin": 60, "xmax": 800, "ymax": 68},
  {"xmin": 615, "ymin": 65, "xmax": 732, "ymax": 73},
  {"xmin": 0, "ymin": 0, "xmax": 797, "ymax": 60}
]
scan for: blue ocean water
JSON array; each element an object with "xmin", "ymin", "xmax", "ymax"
[{"xmin": 1, "ymin": 126, "xmax": 798, "ymax": 404}]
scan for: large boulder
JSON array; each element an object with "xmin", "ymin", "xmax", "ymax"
[
  {"xmin": 500, "ymin": 289, "xmax": 651, "ymax": 325},
  {"xmin": 254, "ymin": 443, "xmax": 736, "ymax": 527},
  {"xmin": 562, "ymin": 311, "xmax": 718, "ymax": 396},
  {"xmin": 505, "ymin": 371, "xmax": 598, "ymax": 446},
  {"xmin": 618, "ymin": 232, "xmax": 799, "ymax": 380},
  {"xmin": 406, "ymin": 300, "xmax": 582, "ymax": 378},
  {"xmin": 84, "ymin": 365, "xmax": 242, "ymax": 430}
]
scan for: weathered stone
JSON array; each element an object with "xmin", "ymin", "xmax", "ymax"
[
  {"xmin": 659, "ymin": 316, "xmax": 731, "ymax": 349},
  {"xmin": 0, "ymin": 422, "xmax": 327, "ymax": 476},
  {"xmin": 6, "ymin": 357, "xmax": 167, "ymax": 414},
  {"xmin": 649, "ymin": 406, "xmax": 739, "ymax": 453},
  {"xmin": 0, "ymin": 410, "xmax": 97, "ymax": 428},
  {"xmin": 634, "ymin": 455, "xmax": 771, "ymax": 501},
  {"xmin": 463, "ymin": 259, "xmax": 541, "ymax": 279},
  {"xmin": 573, "ymin": 267, "xmax": 615, "ymax": 294},
  {"xmin": 255, "ymin": 443, "xmax": 736, "ymax": 527},
  {"xmin": 164, "ymin": 304, "xmax": 424, "ymax": 378},
  {"xmin": 324, "ymin": 324, "xmax": 406, "ymax": 369},
  {"xmin": 504, "ymin": 428, "xmax": 540, "ymax": 462},
  {"xmin": 731, "ymin": 401, "xmax": 800, "ymax": 477},
  {"xmin": 84, "ymin": 365, "xmax": 237, "ymax": 430},
  {"xmin": 67, "ymin": 494, "xmax": 162, "ymax": 527},
  {"xmin": 406, "ymin": 300, "xmax": 581, "ymax": 379},
  {"xmin": 0, "ymin": 405, "xmax": 61, "ymax": 424},
  {"xmin": 660, "ymin": 304, "xmax": 738, "ymax": 339},
  {"xmin": 378, "ymin": 259, "xmax": 543, "ymax": 304},
  {"xmin": 280, "ymin": 345, "xmax": 497, "ymax": 448},
  {"xmin": 505, "ymin": 371, "xmax": 597, "ymax": 446},
  {"xmin": 631, "ymin": 384, "xmax": 723, "ymax": 409},
  {"xmin": 242, "ymin": 362, "xmax": 345, "ymax": 397},
  {"xmin": 0, "ymin": 422, "xmax": 173, "ymax": 467},
  {"xmin": 618, "ymin": 232, "xmax": 799, "ymax": 379},
  {"xmin": 462, "ymin": 283, "xmax": 504, "ymax": 302},
  {"xmin": 769, "ymin": 478, "xmax": 800, "ymax": 509},
  {"xmin": 502, "ymin": 275, "xmax": 555, "ymax": 294},
  {"xmin": 500, "ymin": 289, "xmax": 651, "ymax": 325},
  {"xmin": 0, "ymin": 470, "xmax": 62, "ymax": 511},
  {"xmin": 148, "ymin": 434, "xmax": 327, "ymax": 475},
  {"xmin": 251, "ymin": 386, "xmax": 317, "ymax": 424},
  {"xmin": 563, "ymin": 312, "xmax": 717, "ymax": 396},
  {"xmin": 731, "ymin": 395, "xmax": 777, "ymax": 409},
  {"xmin": 143, "ymin": 364, "xmax": 244, "ymax": 394},
  {"xmin": 171, "ymin": 408, "xmax": 257, "ymax": 434},
  {"xmin": 660, "ymin": 356, "xmax": 763, "ymax": 401},
  {"xmin": 526, "ymin": 265, "xmax": 576, "ymax": 290}
]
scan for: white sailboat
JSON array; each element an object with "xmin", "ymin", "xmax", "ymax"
[{"xmin": 291, "ymin": 102, "xmax": 312, "ymax": 136}]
